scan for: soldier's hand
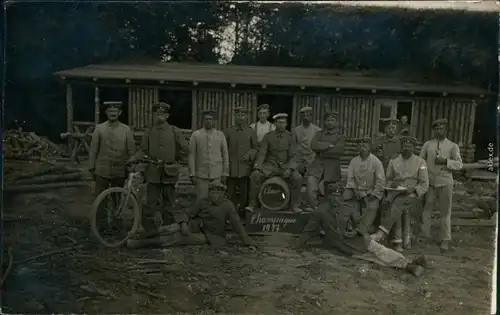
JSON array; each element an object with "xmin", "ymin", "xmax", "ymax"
[
  {"xmin": 435, "ymin": 156, "xmax": 447, "ymax": 165},
  {"xmin": 405, "ymin": 187, "xmax": 416, "ymax": 196},
  {"xmin": 283, "ymin": 169, "xmax": 292, "ymax": 178},
  {"xmin": 390, "ymin": 182, "xmax": 399, "ymax": 189},
  {"xmin": 241, "ymin": 153, "xmax": 251, "ymax": 162}
]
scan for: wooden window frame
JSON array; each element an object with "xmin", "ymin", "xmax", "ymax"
[{"xmin": 375, "ymin": 99, "xmax": 413, "ymax": 135}]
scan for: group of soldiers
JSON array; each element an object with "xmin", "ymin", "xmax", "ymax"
[{"xmin": 88, "ymin": 100, "xmax": 463, "ymax": 277}]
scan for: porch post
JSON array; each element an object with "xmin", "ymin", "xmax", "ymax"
[
  {"xmin": 94, "ymin": 86, "xmax": 100, "ymax": 124},
  {"xmin": 66, "ymin": 83, "xmax": 74, "ymax": 154}
]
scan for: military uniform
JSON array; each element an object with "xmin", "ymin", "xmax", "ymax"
[
  {"xmin": 297, "ymin": 186, "xmax": 414, "ymax": 271},
  {"xmin": 383, "ymin": 137, "xmax": 429, "ymax": 249},
  {"xmin": 135, "ymin": 102, "xmax": 189, "ymax": 229},
  {"xmin": 223, "ymin": 107, "xmax": 259, "ymax": 210},
  {"xmin": 306, "ymin": 112, "xmax": 345, "ymax": 208},
  {"xmin": 293, "ymin": 107, "xmax": 321, "ymax": 175},
  {"xmin": 88, "ymin": 101, "xmax": 136, "ymax": 195},
  {"xmin": 419, "ymin": 118, "xmax": 463, "ymax": 245},
  {"xmin": 248, "ymin": 113, "xmax": 302, "ymax": 211},
  {"xmin": 344, "ymin": 137, "xmax": 385, "ymax": 235},
  {"xmin": 373, "ymin": 119, "xmax": 402, "ymax": 170},
  {"xmin": 188, "ymin": 110, "xmax": 230, "ymax": 202},
  {"xmin": 127, "ymin": 182, "xmax": 254, "ymax": 248}
]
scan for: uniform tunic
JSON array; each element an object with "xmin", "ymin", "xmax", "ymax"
[
  {"xmin": 293, "ymin": 123, "xmax": 321, "ymax": 173},
  {"xmin": 419, "ymin": 138, "xmax": 463, "ymax": 241},
  {"xmin": 88, "ymin": 121, "xmax": 136, "ymax": 179},
  {"xmin": 138, "ymin": 122, "xmax": 188, "ymax": 184},
  {"xmin": 309, "ymin": 129, "xmax": 345, "ymax": 182},
  {"xmin": 254, "ymin": 130, "xmax": 297, "ymax": 176},
  {"xmin": 188, "ymin": 128, "xmax": 230, "ymax": 179},
  {"xmin": 384, "ymin": 154, "xmax": 429, "ymax": 243},
  {"xmin": 250, "ymin": 121, "xmax": 276, "ymax": 142},
  {"xmin": 373, "ymin": 135, "xmax": 402, "ymax": 170},
  {"xmin": 345, "ymin": 154, "xmax": 385, "ymax": 200},
  {"xmin": 223, "ymin": 125, "xmax": 259, "ymax": 178}
]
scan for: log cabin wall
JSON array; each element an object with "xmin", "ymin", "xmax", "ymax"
[
  {"xmin": 412, "ymin": 99, "xmax": 476, "ymax": 146},
  {"xmin": 128, "ymin": 87, "xmax": 159, "ymax": 131},
  {"xmin": 293, "ymin": 94, "xmax": 376, "ymax": 138},
  {"xmin": 193, "ymin": 89, "xmax": 257, "ymax": 130}
]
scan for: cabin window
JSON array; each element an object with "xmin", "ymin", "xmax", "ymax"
[
  {"xmin": 158, "ymin": 89, "xmax": 193, "ymax": 130},
  {"xmin": 375, "ymin": 99, "xmax": 413, "ymax": 134}
]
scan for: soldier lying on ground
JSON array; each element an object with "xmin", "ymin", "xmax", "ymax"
[
  {"xmin": 294, "ymin": 184, "xmax": 427, "ymax": 277},
  {"xmin": 127, "ymin": 182, "xmax": 257, "ymax": 250}
]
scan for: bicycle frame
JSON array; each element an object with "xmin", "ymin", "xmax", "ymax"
[{"xmin": 115, "ymin": 171, "xmax": 142, "ymax": 216}]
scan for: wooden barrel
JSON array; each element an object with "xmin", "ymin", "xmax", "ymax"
[{"xmin": 258, "ymin": 176, "xmax": 291, "ymax": 211}]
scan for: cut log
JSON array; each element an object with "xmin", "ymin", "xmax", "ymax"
[
  {"xmin": 4, "ymin": 181, "xmax": 90, "ymax": 193},
  {"xmin": 11, "ymin": 165, "xmax": 80, "ymax": 181},
  {"xmin": 13, "ymin": 172, "xmax": 84, "ymax": 186}
]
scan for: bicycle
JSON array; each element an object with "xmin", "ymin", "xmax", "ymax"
[{"xmin": 90, "ymin": 156, "xmax": 162, "ymax": 248}]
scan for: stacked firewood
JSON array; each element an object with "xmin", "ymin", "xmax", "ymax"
[
  {"xmin": 3, "ymin": 130, "xmax": 65, "ymax": 161},
  {"xmin": 4, "ymin": 164, "xmax": 90, "ymax": 193}
]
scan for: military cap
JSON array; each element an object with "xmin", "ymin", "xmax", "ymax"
[
  {"xmin": 400, "ymin": 136, "xmax": 418, "ymax": 145},
  {"xmin": 299, "ymin": 106, "xmax": 313, "ymax": 113},
  {"xmin": 103, "ymin": 101, "xmax": 123, "ymax": 109},
  {"xmin": 257, "ymin": 104, "xmax": 270, "ymax": 111},
  {"xmin": 355, "ymin": 136, "xmax": 372, "ymax": 144},
  {"xmin": 234, "ymin": 106, "xmax": 248, "ymax": 114},
  {"xmin": 324, "ymin": 111, "xmax": 338, "ymax": 120},
  {"xmin": 385, "ymin": 118, "xmax": 399, "ymax": 126},
  {"xmin": 208, "ymin": 182, "xmax": 227, "ymax": 191},
  {"xmin": 272, "ymin": 113, "xmax": 288, "ymax": 120},
  {"xmin": 432, "ymin": 118, "xmax": 448, "ymax": 128},
  {"xmin": 152, "ymin": 102, "xmax": 171, "ymax": 113},
  {"xmin": 201, "ymin": 109, "xmax": 217, "ymax": 117}
]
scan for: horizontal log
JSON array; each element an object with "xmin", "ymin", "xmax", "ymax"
[
  {"xmin": 13, "ymin": 172, "xmax": 84, "ymax": 186},
  {"xmin": 4, "ymin": 181, "xmax": 90, "ymax": 193}
]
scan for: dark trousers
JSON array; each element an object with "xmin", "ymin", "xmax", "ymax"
[
  {"xmin": 227, "ymin": 177, "xmax": 249, "ymax": 210},
  {"xmin": 143, "ymin": 183, "xmax": 188, "ymax": 231},
  {"xmin": 94, "ymin": 175, "xmax": 125, "ymax": 196}
]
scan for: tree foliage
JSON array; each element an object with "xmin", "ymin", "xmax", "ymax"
[{"xmin": 5, "ymin": 1, "xmax": 498, "ymax": 137}]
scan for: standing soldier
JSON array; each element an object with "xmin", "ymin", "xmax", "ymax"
[
  {"xmin": 373, "ymin": 119, "xmax": 402, "ymax": 170},
  {"xmin": 419, "ymin": 118, "xmax": 463, "ymax": 252},
  {"xmin": 305, "ymin": 111, "xmax": 345, "ymax": 210},
  {"xmin": 223, "ymin": 107, "xmax": 259, "ymax": 213},
  {"xmin": 382, "ymin": 136, "xmax": 429, "ymax": 252},
  {"xmin": 131, "ymin": 102, "xmax": 189, "ymax": 235},
  {"xmin": 89, "ymin": 101, "xmax": 135, "ymax": 195},
  {"xmin": 344, "ymin": 137, "xmax": 385, "ymax": 235},
  {"xmin": 250, "ymin": 104, "xmax": 276, "ymax": 142},
  {"xmin": 293, "ymin": 106, "xmax": 322, "ymax": 175},
  {"xmin": 246, "ymin": 113, "xmax": 303, "ymax": 213},
  {"xmin": 189, "ymin": 110, "xmax": 230, "ymax": 203}
]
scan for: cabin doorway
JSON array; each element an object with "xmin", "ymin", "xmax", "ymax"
[
  {"xmin": 256, "ymin": 94, "xmax": 294, "ymax": 130},
  {"xmin": 158, "ymin": 89, "xmax": 192, "ymax": 130}
]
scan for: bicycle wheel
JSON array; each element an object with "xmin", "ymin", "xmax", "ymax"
[{"xmin": 90, "ymin": 187, "xmax": 141, "ymax": 248}]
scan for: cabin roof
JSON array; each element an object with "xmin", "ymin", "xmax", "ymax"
[{"xmin": 54, "ymin": 61, "xmax": 491, "ymax": 96}]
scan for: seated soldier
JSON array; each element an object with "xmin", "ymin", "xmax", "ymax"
[
  {"xmin": 126, "ymin": 182, "xmax": 256, "ymax": 250},
  {"xmin": 382, "ymin": 136, "xmax": 429, "ymax": 252},
  {"xmin": 246, "ymin": 113, "xmax": 303, "ymax": 213},
  {"xmin": 295, "ymin": 183, "xmax": 427, "ymax": 277},
  {"xmin": 344, "ymin": 137, "xmax": 385, "ymax": 235},
  {"xmin": 305, "ymin": 111, "xmax": 345, "ymax": 211}
]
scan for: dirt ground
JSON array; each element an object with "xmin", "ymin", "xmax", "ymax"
[{"xmin": 2, "ymin": 162, "xmax": 496, "ymax": 315}]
